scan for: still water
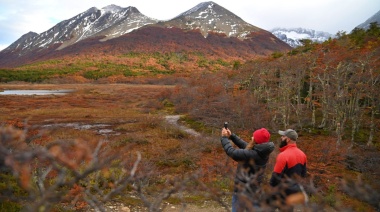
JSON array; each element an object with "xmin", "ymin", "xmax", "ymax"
[{"xmin": 0, "ymin": 89, "xmax": 73, "ymax": 95}]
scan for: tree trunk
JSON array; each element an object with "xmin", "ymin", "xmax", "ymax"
[
  {"xmin": 336, "ymin": 122, "xmax": 342, "ymax": 147},
  {"xmin": 317, "ymin": 74, "xmax": 329, "ymax": 129},
  {"xmin": 367, "ymin": 105, "xmax": 375, "ymax": 146}
]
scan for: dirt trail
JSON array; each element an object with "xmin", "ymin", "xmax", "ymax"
[{"xmin": 165, "ymin": 115, "xmax": 200, "ymax": 137}]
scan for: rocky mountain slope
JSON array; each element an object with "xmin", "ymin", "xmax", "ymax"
[
  {"xmin": 155, "ymin": 1, "xmax": 262, "ymax": 39},
  {"xmin": 2, "ymin": 5, "xmax": 157, "ymax": 54},
  {"xmin": 356, "ymin": 9, "xmax": 380, "ymax": 30}
]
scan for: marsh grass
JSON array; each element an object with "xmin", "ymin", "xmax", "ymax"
[
  {"xmin": 48, "ymin": 128, "xmax": 102, "ymax": 141},
  {"xmin": 111, "ymin": 137, "xmax": 150, "ymax": 148}
]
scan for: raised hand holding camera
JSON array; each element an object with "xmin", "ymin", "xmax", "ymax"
[{"xmin": 222, "ymin": 122, "xmax": 231, "ymax": 137}]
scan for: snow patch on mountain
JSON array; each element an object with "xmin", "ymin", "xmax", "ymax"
[
  {"xmin": 270, "ymin": 27, "xmax": 333, "ymax": 48},
  {"xmin": 101, "ymin": 4, "xmax": 123, "ymax": 13}
]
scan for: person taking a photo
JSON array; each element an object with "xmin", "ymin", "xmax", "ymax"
[{"xmin": 221, "ymin": 127, "xmax": 275, "ymax": 211}]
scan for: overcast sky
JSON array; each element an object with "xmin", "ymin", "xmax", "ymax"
[{"xmin": 0, "ymin": 0, "xmax": 379, "ymax": 51}]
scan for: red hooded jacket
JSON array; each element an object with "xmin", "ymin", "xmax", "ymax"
[{"xmin": 270, "ymin": 143, "xmax": 307, "ymax": 187}]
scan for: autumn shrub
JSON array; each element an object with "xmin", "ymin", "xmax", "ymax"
[
  {"xmin": 232, "ymin": 60, "xmax": 241, "ymax": 70},
  {"xmin": 120, "ymin": 196, "xmax": 144, "ymax": 207},
  {"xmin": 83, "ymin": 70, "xmax": 118, "ymax": 80},
  {"xmin": 211, "ymin": 176, "xmax": 233, "ymax": 191},
  {"xmin": 149, "ymin": 69, "xmax": 175, "ymax": 75},
  {"xmin": 271, "ymin": 51, "xmax": 284, "ymax": 58},
  {"xmin": 0, "ymin": 69, "xmax": 47, "ymax": 82},
  {"xmin": 159, "ymin": 124, "xmax": 190, "ymax": 139},
  {"xmin": 179, "ymin": 115, "xmax": 212, "ymax": 134},
  {"xmin": 155, "ymin": 157, "xmax": 196, "ymax": 169},
  {"xmin": 123, "ymin": 68, "xmax": 136, "ymax": 77},
  {"xmin": 121, "ymin": 51, "xmax": 141, "ymax": 58},
  {"xmin": 143, "ymin": 99, "xmax": 164, "ymax": 112},
  {"xmin": 0, "ymin": 125, "xmax": 147, "ymax": 211},
  {"xmin": 149, "ymin": 75, "xmax": 187, "ymax": 85},
  {"xmin": 214, "ymin": 58, "xmax": 230, "ymax": 66},
  {"xmin": 167, "ymin": 128, "xmax": 189, "ymax": 139},
  {"xmin": 0, "ymin": 201, "xmax": 22, "ymax": 211},
  {"xmin": 0, "ymin": 172, "xmax": 28, "ymax": 199},
  {"xmin": 157, "ymin": 89, "xmax": 173, "ymax": 101},
  {"xmin": 115, "ymin": 122, "xmax": 141, "ymax": 133},
  {"xmin": 110, "ymin": 137, "xmax": 149, "ymax": 148},
  {"xmin": 138, "ymin": 115, "xmax": 162, "ymax": 129},
  {"xmin": 324, "ymin": 185, "xmax": 337, "ymax": 207}
]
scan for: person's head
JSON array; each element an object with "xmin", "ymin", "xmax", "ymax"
[
  {"xmin": 252, "ymin": 128, "xmax": 271, "ymax": 144},
  {"xmin": 278, "ymin": 129, "xmax": 298, "ymax": 148}
]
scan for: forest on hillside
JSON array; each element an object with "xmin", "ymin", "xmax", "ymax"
[
  {"xmin": 169, "ymin": 23, "xmax": 380, "ymax": 147},
  {"xmin": 0, "ymin": 24, "xmax": 379, "ymax": 211}
]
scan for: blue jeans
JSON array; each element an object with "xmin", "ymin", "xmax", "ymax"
[
  {"xmin": 232, "ymin": 193, "xmax": 238, "ymax": 212},
  {"xmin": 232, "ymin": 192, "xmax": 260, "ymax": 212}
]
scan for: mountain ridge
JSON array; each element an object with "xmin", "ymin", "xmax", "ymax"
[
  {"xmin": 0, "ymin": 1, "xmax": 291, "ymax": 68},
  {"xmin": 5, "ymin": 5, "xmax": 158, "ymax": 53},
  {"xmin": 356, "ymin": 9, "xmax": 380, "ymax": 30}
]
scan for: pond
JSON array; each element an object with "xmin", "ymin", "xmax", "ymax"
[
  {"xmin": 41, "ymin": 123, "xmax": 119, "ymax": 136},
  {"xmin": 0, "ymin": 89, "xmax": 74, "ymax": 95}
]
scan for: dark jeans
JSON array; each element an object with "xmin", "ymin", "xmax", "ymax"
[
  {"xmin": 232, "ymin": 192, "xmax": 260, "ymax": 212},
  {"xmin": 232, "ymin": 193, "xmax": 238, "ymax": 212}
]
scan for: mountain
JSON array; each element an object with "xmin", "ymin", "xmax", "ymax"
[
  {"xmin": 270, "ymin": 28, "xmax": 333, "ymax": 48},
  {"xmin": 356, "ymin": 9, "xmax": 380, "ymax": 30},
  {"xmin": 5, "ymin": 31, "xmax": 38, "ymax": 50},
  {"xmin": 155, "ymin": 1, "xmax": 262, "ymax": 39},
  {"xmin": 0, "ymin": 1, "xmax": 291, "ymax": 68},
  {"xmin": 2, "ymin": 5, "xmax": 157, "ymax": 54}
]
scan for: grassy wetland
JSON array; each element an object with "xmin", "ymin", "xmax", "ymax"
[{"xmin": 0, "ymin": 83, "xmax": 235, "ymax": 211}]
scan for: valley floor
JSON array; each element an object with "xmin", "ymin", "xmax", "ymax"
[{"xmin": 1, "ymin": 83, "xmax": 378, "ymax": 212}]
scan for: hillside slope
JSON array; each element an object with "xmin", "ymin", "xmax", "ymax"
[{"xmin": 0, "ymin": 26, "xmax": 291, "ymax": 68}]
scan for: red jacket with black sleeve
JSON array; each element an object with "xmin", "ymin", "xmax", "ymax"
[{"xmin": 270, "ymin": 143, "xmax": 307, "ymax": 187}]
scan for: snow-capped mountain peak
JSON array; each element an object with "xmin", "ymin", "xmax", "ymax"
[
  {"xmin": 270, "ymin": 27, "xmax": 333, "ymax": 48},
  {"xmin": 101, "ymin": 4, "xmax": 123, "ymax": 13},
  {"xmin": 161, "ymin": 1, "xmax": 261, "ymax": 39},
  {"xmin": 177, "ymin": 1, "xmax": 215, "ymax": 17},
  {"xmin": 4, "ymin": 5, "xmax": 158, "ymax": 53}
]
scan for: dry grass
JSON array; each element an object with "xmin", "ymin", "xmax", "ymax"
[{"xmin": 0, "ymin": 83, "xmax": 211, "ymax": 179}]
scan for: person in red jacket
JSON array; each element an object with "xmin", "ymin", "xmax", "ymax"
[{"xmin": 269, "ymin": 129, "xmax": 307, "ymax": 208}]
